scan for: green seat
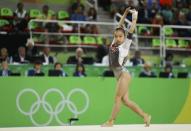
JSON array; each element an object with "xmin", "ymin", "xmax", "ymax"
[
  {"xmin": 0, "ymin": 19, "xmax": 9, "ymax": 27},
  {"xmin": 58, "ymin": 10, "xmax": 69, "ymax": 20},
  {"xmin": 83, "ymin": 36, "xmax": 96, "ymax": 44},
  {"xmin": 165, "ymin": 39, "xmax": 176, "ymax": 48},
  {"xmin": 29, "ymin": 9, "xmax": 41, "ymax": 18},
  {"xmin": 164, "ymin": 27, "xmax": 173, "ymax": 36},
  {"xmin": 178, "ymin": 40, "xmax": 188, "ymax": 48},
  {"xmin": 152, "ymin": 38, "xmax": 160, "ymax": 47},
  {"xmin": 69, "ymin": 35, "xmax": 81, "ymax": 44},
  {"xmin": 0, "ymin": 8, "xmax": 13, "ymax": 17},
  {"xmin": 96, "ymin": 36, "xmax": 103, "ymax": 45}
]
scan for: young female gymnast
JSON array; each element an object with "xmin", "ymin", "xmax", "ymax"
[{"xmin": 102, "ymin": 7, "xmax": 151, "ymax": 127}]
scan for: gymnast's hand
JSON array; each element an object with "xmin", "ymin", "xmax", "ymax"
[{"xmin": 129, "ymin": 9, "xmax": 138, "ymax": 21}]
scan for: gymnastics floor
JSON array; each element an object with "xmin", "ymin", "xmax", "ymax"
[{"xmin": 0, "ymin": 124, "xmax": 191, "ymax": 131}]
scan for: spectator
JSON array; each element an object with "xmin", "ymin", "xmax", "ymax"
[
  {"xmin": 40, "ymin": 47, "xmax": 55, "ymax": 64},
  {"xmin": 110, "ymin": 0, "xmax": 127, "ymax": 17},
  {"xmin": 69, "ymin": 0, "xmax": 85, "ymax": 14},
  {"xmin": 67, "ymin": 47, "xmax": 84, "ymax": 64},
  {"xmin": 54, "ymin": 62, "xmax": 68, "ymax": 77},
  {"xmin": 96, "ymin": 38, "xmax": 109, "ymax": 63},
  {"xmin": 90, "ymin": 25, "xmax": 99, "ymax": 34},
  {"xmin": 138, "ymin": 0, "xmax": 150, "ymax": 23},
  {"xmin": 161, "ymin": 53, "xmax": 174, "ymax": 67},
  {"xmin": 159, "ymin": 0, "xmax": 173, "ymax": 7},
  {"xmin": 27, "ymin": 61, "xmax": 45, "ymax": 76},
  {"xmin": 87, "ymin": 7, "xmax": 97, "ymax": 21},
  {"xmin": 13, "ymin": 46, "xmax": 30, "ymax": 64},
  {"xmin": 130, "ymin": 50, "xmax": 145, "ymax": 66},
  {"xmin": 73, "ymin": 63, "xmax": 87, "ymax": 77},
  {"xmin": 161, "ymin": 5, "xmax": 173, "ymax": 24},
  {"xmin": 39, "ymin": 5, "xmax": 52, "ymax": 20},
  {"xmin": 71, "ymin": 6, "xmax": 86, "ymax": 21},
  {"xmin": 159, "ymin": 65, "xmax": 175, "ymax": 78},
  {"xmin": 147, "ymin": 0, "xmax": 160, "ymax": 19},
  {"xmin": 14, "ymin": 2, "xmax": 28, "ymax": 31},
  {"xmin": 151, "ymin": 14, "xmax": 164, "ymax": 35},
  {"xmin": 176, "ymin": 12, "xmax": 190, "ymax": 37},
  {"xmin": 83, "ymin": 24, "xmax": 99, "ymax": 34},
  {"xmin": 187, "ymin": 2, "xmax": 191, "ymax": 25},
  {"xmin": 176, "ymin": 12, "xmax": 189, "ymax": 25},
  {"xmin": 139, "ymin": 62, "xmax": 157, "ymax": 77},
  {"xmin": 98, "ymin": 0, "xmax": 111, "ymax": 11},
  {"xmin": 0, "ymin": 61, "xmax": 11, "ymax": 76},
  {"xmin": 48, "ymin": 62, "xmax": 67, "ymax": 77},
  {"xmin": 45, "ymin": 14, "xmax": 62, "ymax": 33},
  {"xmin": 26, "ymin": 38, "xmax": 38, "ymax": 55},
  {"xmin": 0, "ymin": 48, "xmax": 11, "ymax": 63},
  {"xmin": 44, "ymin": 14, "xmax": 64, "ymax": 43}
]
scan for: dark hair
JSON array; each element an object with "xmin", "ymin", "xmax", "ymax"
[
  {"xmin": 164, "ymin": 64, "xmax": 173, "ymax": 72},
  {"xmin": 54, "ymin": 62, "xmax": 62, "ymax": 68},
  {"xmin": 17, "ymin": 2, "xmax": 23, "ymax": 7},
  {"xmin": 114, "ymin": 27, "xmax": 126, "ymax": 36},
  {"xmin": 75, "ymin": 63, "xmax": 85, "ymax": 73},
  {"xmin": 43, "ymin": 5, "xmax": 49, "ymax": 10}
]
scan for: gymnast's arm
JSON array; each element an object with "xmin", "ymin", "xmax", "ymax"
[
  {"xmin": 128, "ymin": 9, "xmax": 138, "ymax": 34},
  {"xmin": 117, "ymin": 7, "xmax": 131, "ymax": 28}
]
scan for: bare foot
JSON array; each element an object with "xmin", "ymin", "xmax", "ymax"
[
  {"xmin": 101, "ymin": 120, "xmax": 114, "ymax": 127},
  {"xmin": 144, "ymin": 114, "xmax": 151, "ymax": 127}
]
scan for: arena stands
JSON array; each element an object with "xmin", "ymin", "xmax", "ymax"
[{"xmin": 0, "ymin": 0, "xmax": 191, "ymax": 78}]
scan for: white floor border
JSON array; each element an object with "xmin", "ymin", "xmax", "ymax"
[{"xmin": 0, "ymin": 124, "xmax": 191, "ymax": 131}]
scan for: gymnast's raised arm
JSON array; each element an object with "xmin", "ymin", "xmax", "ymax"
[
  {"xmin": 117, "ymin": 7, "xmax": 131, "ymax": 28},
  {"xmin": 128, "ymin": 9, "xmax": 138, "ymax": 34}
]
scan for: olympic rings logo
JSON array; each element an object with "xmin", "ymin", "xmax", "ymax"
[{"xmin": 16, "ymin": 88, "xmax": 89, "ymax": 126}]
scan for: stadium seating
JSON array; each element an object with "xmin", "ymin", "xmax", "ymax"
[
  {"xmin": 29, "ymin": 9, "xmax": 41, "ymax": 18},
  {"xmin": 69, "ymin": 35, "xmax": 82, "ymax": 44},
  {"xmin": 96, "ymin": 36, "xmax": 104, "ymax": 45},
  {"xmin": 0, "ymin": 7, "xmax": 13, "ymax": 19},
  {"xmin": 164, "ymin": 27, "xmax": 174, "ymax": 36},
  {"xmin": 58, "ymin": 10, "xmax": 69, "ymax": 20},
  {"xmin": 165, "ymin": 39, "xmax": 177, "ymax": 48},
  {"xmin": 178, "ymin": 39, "xmax": 188, "ymax": 48},
  {"xmin": 152, "ymin": 38, "xmax": 161, "ymax": 47},
  {"xmin": 83, "ymin": 36, "xmax": 96, "ymax": 44},
  {"xmin": 0, "ymin": 19, "xmax": 9, "ymax": 27}
]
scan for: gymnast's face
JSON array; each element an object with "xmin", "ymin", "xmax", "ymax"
[{"xmin": 114, "ymin": 30, "xmax": 125, "ymax": 45}]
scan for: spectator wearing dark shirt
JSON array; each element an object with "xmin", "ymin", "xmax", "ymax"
[
  {"xmin": 130, "ymin": 50, "xmax": 145, "ymax": 66},
  {"xmin": 14, "ymin": 2, "xmax": 28, "ymax": 31},
  {"xmin": 159, "ymin": 65, "xmax": 175, "ymax": 78},
  {"xmin": 67, "ymin": 47, "xmax": 84, "ymax": 64},
  {"xmin": 70, "ymin": 0, "xmax": 85, "ymax": 14},
  {"xmin": 73, "ymin": 63, "xmax": 86, "ymax": 77},
  {"xmin": 87, "ymin": 7, "xmax": 97, "ymax": 21},
  {"xmin": 71, "ymin": 6, "xmax": 86, "ymax": 21},
  {"xmin": 25, "ymin": 38, "xmax": 38, "ymax": 58},
  {"xmin": 40, "ymin": 47, "xmax": 55, "ymax": 64},
  {"xmin": 139, "ymin": 62, "xmax": 157, "ymax": 78},
  {"xmin": 54, "ymin": 62, "xmax": 68, "ymax": 77},
  {"xmin": 27, "ymin": 61, "xmax": 44, "ymax": 76}
]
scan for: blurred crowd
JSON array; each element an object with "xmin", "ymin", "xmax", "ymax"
[
  {"xmin": 0, "ymin": 0, "xmax": 190, "ymax": 78},
  {"xmin": 99, "ymin": 0, "xmax": 191, "ymax": 26}
]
